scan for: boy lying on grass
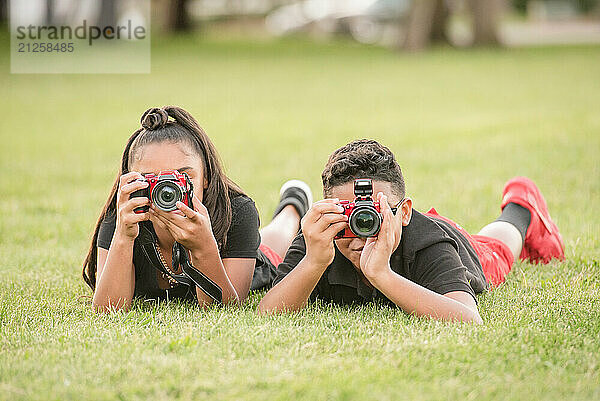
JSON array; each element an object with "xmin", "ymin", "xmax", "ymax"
[{"xmin": 258, "ymin": 140, "xmax": 565, "ymax": 322}]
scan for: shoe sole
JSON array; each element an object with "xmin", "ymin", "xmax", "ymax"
[{"xmin": 279, "ymin": 179, "xmax": 313, "ymax": 206}]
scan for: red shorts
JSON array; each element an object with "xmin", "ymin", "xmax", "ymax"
[
  {"xmin": 425, "ymin": 208, "xmax": 514, "ymax": 287},
  {"xmin": 259, "ymin": 243, "xmax": 283, "ymax": 267}
]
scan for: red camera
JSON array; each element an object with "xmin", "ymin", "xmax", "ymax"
[
  {"xmin": 335, "ymin": 179, "xmax": 382, "ymax": 239},
  {"xmin": 130, "ymin": 170, "xmax": 194, "ymax": 213}
]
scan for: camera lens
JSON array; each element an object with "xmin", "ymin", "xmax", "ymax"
[
  {"xmin": 355, "ymin": 211, "xmax": 376, "ymax": 233},
  {"xmin": 349, "ymin": 206, "xmax": 381, "ymax": 237},
  {"xmin": 159, "ymin": 186, "xmax": 176, "ymax": 203},
  {"xmin": 152, "ymin": 181, "xmax": 183, "ymax": 211}
]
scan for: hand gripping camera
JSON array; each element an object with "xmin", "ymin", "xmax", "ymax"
[
  {"xmin": 131, "ymin": 171, "xmax": 223, "ymax": 303},
  {"xmin": 130, "ymin": 170, "xmax": 194, "ymax": 213},
  {"xmin": 335, "ymin": 179, "xmax": 383, "ymax": 239}
]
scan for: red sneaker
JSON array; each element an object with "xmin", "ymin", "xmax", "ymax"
[{"xmin": 501, "ymin": 177, "xmax": 565, "ymax": 264}]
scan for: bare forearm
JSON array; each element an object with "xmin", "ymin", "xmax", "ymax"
[
  {"xmin": 93, "ymin": 235, "xmax": 135, "ymax": 312},
  {"xmin": 371, "ymin": 270, "xmax": 483, "ymax": 323},
  {"xmin": 258, "ymin": 257, "xmax": 325, "ymax": 314},
  {"xmin": 191, "ymin": 249, "xmax": 239, "ymax": 306}
]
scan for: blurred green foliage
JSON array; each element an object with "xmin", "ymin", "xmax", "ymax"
[{"xmin": 512, "ymin": 0, "xmax": 599, "ymax": 14}]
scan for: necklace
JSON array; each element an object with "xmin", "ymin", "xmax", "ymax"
[{"xmin": 155, "ymin": 242, "xmax": 178, "ymax": 288}]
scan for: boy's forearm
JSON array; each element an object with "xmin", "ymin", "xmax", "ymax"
[
  {"xmin": 258, "ymin": 257, "xmax": 327, "ymax": 314},
  {"xmin": 370, "ymin": 270, "xmax": 483, "ymax": 323},
  {"xmin": 93, "ymin": 234, "xmax": 136, "ymax": 312}
]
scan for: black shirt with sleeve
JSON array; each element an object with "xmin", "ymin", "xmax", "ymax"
[
  {"xmin": 272, "ymin": 210, "xmax": 488, "ymax": 306},
  {"xmin": 97, "ymin": 194, "xmax": 272, "ymax": 301}
]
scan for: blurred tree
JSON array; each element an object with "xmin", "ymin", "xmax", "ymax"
[
  {"xmin": 0, "ymin": 0, "xmax": 7, "ymax": 23},
  {"xmin": 403, "ymin": 0, "xmax": 448, "ymax": 50},
  {"xmin": 574, "ymin": 0, "xmax": 599, "ymax": 12},
  {"xmin": 512, "ymin": 0, "xmax": 529, "ymax": 13},
  {"xmin": 513, "ymin": 0, "xmax": 599, "ymax": 14},
  {"xmin": 153, "ymin": 0, "xmax": 194, "ymax": 32},
  {"xmin": 168, "ymin": 0, "xmax": 191, "ymax": 31},
  {"xmin": 46, "ymin": 0, "xmax": 55, "ymax": 24},
  {"xmin": 470, "ymin": 0, "xmax": 503, "ymax": 45},
  {"xmin": 431, "ymin": 0, "xmax": 450, "ymax": 42},
  {"xmin": 153, "ymin": 0, "xmax": 193, "ymax": 32},
  {"xmin": 98, "ymin": 0, "xmax": 117, "ymax": 26},
  {"xmin": 403, "ymin": 0, "xmax": 505, "ymax": 50}
]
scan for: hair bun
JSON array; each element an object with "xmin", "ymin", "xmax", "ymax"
[{"xmin": 140, "ymin": 107, "xmax": 169, "ymax": 130}]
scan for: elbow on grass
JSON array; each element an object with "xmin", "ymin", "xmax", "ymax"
[
  {"xmin": 257, "ymin": 298, "xmax": 306, "ymax": 315},
  {"xmin": 197, "ymin": 293, "xmax": 241, "ymax": 309},
  {"xmin": 471, "ymin": 314, "xmax": 484, "ymax": 325},
  {"xmin": 456, "ymin": 311, "xmax": 483, "ymax": 325},
  {"xmin": 92, "ymin": 298, "xmax": 131, "ymax": 314},
  {"xmin": 257, "ymin": 298, "xmax": 289, "ymax": 315},
  {"xmin": 257, "ymin": 300, "xmax": 274, "ymax": 316},
  {"xmin": 423, "ymin": 310, "xmax": 484, "ymax": 324},
  {"xmin": 465, "ymin": 307, "xmax": 484, "ymax": 325}
]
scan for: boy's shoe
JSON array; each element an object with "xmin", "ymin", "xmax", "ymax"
[
  {"xmin": 273, "ymin": 180, "xmax": 313, "ymax": 219},
  {"xmin": 501, "ymin": 176, "xmax": 565, "ymax": 264}
]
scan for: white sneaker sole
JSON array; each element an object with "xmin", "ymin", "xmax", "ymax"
[{"xmin": 279, "ymin": 179, "xmax": 313, "ymax": 207}]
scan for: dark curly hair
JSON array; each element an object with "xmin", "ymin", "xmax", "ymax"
[{"xmin": 322, "ymin": 139, "xmax": 405, "ymax": 198}]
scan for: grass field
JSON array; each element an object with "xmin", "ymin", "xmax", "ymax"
[{"xmin": 1, "ymin": 29, "xmax": 599, "ymax": 400}]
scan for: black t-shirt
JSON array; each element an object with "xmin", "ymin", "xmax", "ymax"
[
  {"xmin": 272, "ymin": 210, "xmax": 488, "ymax": 306},
  {"xmin": 97, "ymin": 195, "xmax": 262, "ymax": 301}
]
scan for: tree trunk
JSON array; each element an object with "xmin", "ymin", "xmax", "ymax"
[
  {"xmin": 470, "ymin": 0, "xmax": 504, "ymax": 46},
  {"xmin": 403, "ymin": 0, "xmax": 448, "ymax": 51},
  {"xmin": 430, "ymin": 0, "xmax": 449, "ymax": 42},
  {"xmin": 46, "ymin": 0, "xmax": 54, "ymax": 25},
  {"xmin": 98, "ymin": 0, "xmax": 117, "ymax": 27},
  {"xmin": 167, "ymin": 0, "xmax": 191, "ymax": 32},
  {"xmin": 0, "ymin": 0, "xmax": 7, "ymax": 24}
]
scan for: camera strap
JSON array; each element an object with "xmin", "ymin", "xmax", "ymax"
[
  {"xmin": 138, "ymin": 224, "xmax": 222, "ymax": 303},
  {"xmin": 173, "ymin": 242, "xmax": 223, "ymax": 303}
]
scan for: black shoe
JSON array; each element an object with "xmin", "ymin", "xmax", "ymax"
[{"xmin": 273, "ymin": 180, "xmax": 313, "ymax": 219}]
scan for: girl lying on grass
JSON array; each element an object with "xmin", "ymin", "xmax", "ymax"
[{"xmin": 82, "ymin": 106, "xmax": 313, "ymax": 312}]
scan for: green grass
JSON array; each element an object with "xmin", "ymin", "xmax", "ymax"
[{"xmin": 1, "ymin": 30, "xmax": 599, "ymax": 400}]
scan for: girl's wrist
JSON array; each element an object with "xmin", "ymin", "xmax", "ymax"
[{"xmin": 189, "ymin": 237, "xmax": 220, "ymax": 262}]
